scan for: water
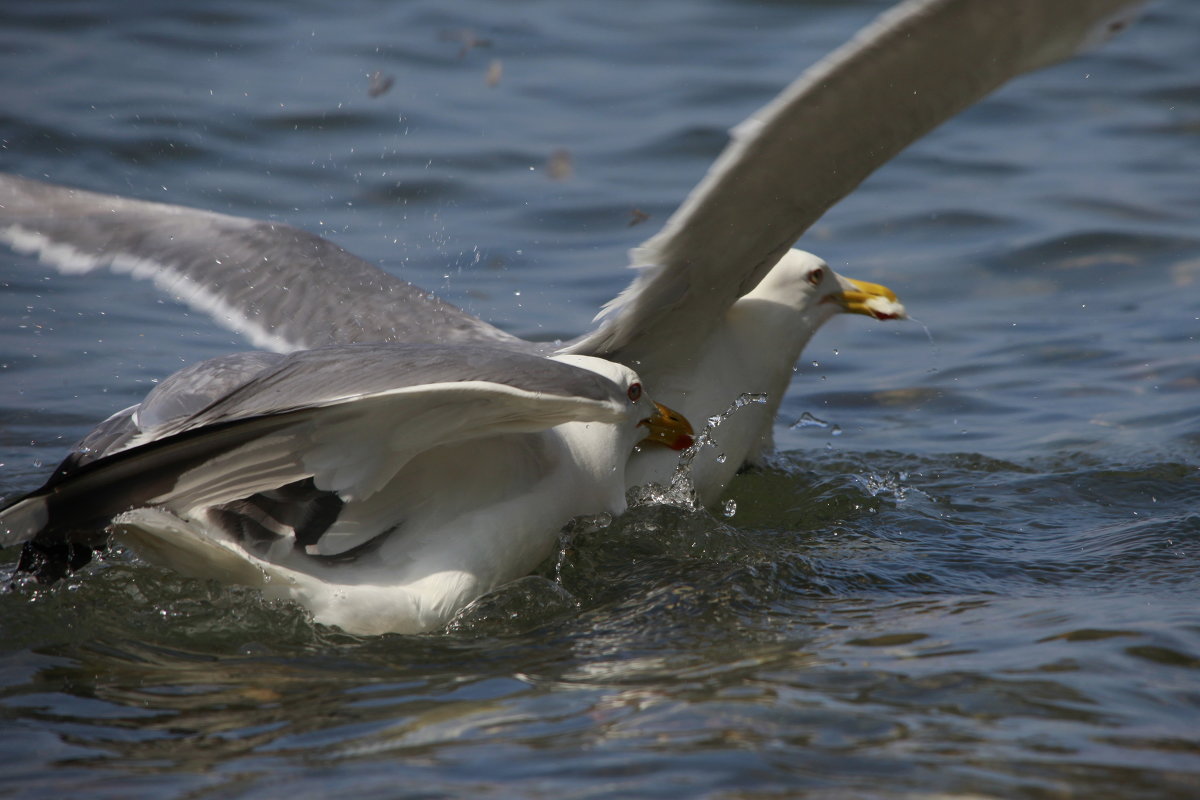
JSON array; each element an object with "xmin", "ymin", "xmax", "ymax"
[{"xmin": 1, "ymin": 0, "xmax": 1198, "ymax": 796}]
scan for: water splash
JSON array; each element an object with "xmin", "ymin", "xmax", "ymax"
[
  {"xmin": 554, "ymin": 513, "xmax": 613, "ymax": 584},
  {"xmin": 860, "ymin": 471, "xmax": 910, "ymax": 502},
  {"xmin": 790, "ymin": 412, "xmax": 840, "ymax": 437},
  {"xmin": 628, "ymin": 392, "xmax": 767, "ymax": 511},
  {"xmin": 790, "ymin": 411, "xmax": 830, "ymax": 430},
  {"xmin": 908, "ymin": 314, "xmax": 939, "ymax": 376},
  {"xmin": 906, "ymin": 314, "xmax": 935, "ymax": 347}
]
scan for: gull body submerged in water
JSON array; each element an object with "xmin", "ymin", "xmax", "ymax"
[
  {"xmin": 0, "ymin": 345, "xmax": 692, "ymax": 635},
  {"xmin": 0, "ymin": 0, "xmax": 1143, "ymax": 633}
]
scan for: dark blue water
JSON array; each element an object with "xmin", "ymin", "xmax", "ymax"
[{"xmin": 1, "ymin": 1, "xmax": 1198, "ymax": 797}]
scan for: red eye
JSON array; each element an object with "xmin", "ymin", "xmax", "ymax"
[
  {"xmin": 806, "ymin": 268, "xmax": 824, "ymax": 286},
  {"xmin": 627, "ymin": 382, "xmax": 643, "ymax": 402}
]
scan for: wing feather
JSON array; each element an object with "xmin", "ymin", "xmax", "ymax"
[
  {"xmin": 0, "ymin": 345, "xmax": 627, "ymax": 550},
  {"xmin": 0, "ymin": 173, "xmax": 520, "ymax": 352},
  {"xmin": 567, "ymin": 0, "xmax": 1145, "ymax": 365}
]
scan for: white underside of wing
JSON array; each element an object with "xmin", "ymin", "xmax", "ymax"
[
  {"xmin": 571, "ymin": 0, "xmax": 1145, "ymax": 362},
  {"xmin": 61, "ymin": 372, "xmax": 631, "ymax": 635},
  {"xmin": 114, "ymin": 505, "xmax": 534, "ymax": 635},
  {"xmin": 112, "ymin": 423, "xmax": 605, "ymax": 635},
  {"xmin": 137, "ymin": 377, "xmax": 624, "ymax": 509}
]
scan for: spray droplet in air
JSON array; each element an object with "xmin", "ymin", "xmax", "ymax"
[
  {"xmin": 635, "ymin": 392, "xmax": 770, "ymax": 512},
  {"xmin": 790, "ymin": 411, "xmax": 829, "ymax": 430}
]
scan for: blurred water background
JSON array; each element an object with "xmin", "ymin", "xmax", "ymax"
[{"xmin": 0, "ymin": 1, "xmax": 1198, "ymax": 797}]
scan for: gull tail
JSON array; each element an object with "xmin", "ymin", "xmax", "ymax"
[
  {"xmin": 1, "ymin": 412, "xmax": 298, "ymax": 585},
  {"xmin": 1, "ymin": 494, "xmax": 106, "ymax": 584}
]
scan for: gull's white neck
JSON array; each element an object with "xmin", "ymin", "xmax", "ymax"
[{"xmin": 625, "ymin": 278, "xmax": 837, "ymax": 505}]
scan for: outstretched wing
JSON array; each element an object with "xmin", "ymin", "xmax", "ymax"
[
  {"xmin": 0, "ymin": 173, "xmax": 522, "ymax": 353},
  {"xmin": 567, "ymin": 0, "xmax": 1145, "ymax": 366}
]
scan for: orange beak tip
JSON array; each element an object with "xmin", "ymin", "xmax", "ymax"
[{"xmin": 639, "ymin": 401, "xmax": 695, "ymax": 451}]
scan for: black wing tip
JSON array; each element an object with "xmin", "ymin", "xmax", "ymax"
[
  {"xmin": 13, "ymin": 534, "xmax": 103, "ymax": 585},
  {"xmin": 2, "ymin": 489, "xmax": 110, "ymax": 585}
]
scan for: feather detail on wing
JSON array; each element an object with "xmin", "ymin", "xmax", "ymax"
[
  {"xmin": 566, "ymin": 0, "xmax": 1146, "ymax": 368},
  {"xmin": 0, "ymin": 173, "xmax": 521, "ymax": 352},
  {"xmin": 0, "ymin": 344, "xmax": 627, "ymax": 553}
]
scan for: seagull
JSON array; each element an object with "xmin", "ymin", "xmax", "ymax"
[
  {"xmin": 0, "ymin": 178, "xmax": 901, "ymax": 510},
  {"xmin": 1, "ymin": 344, "xmax": 693, "ymax": 634},
  {"xmin": 0, "ymin": 0, "xmax": 1143, "ymax": 630},
  {"xmin": 0, "ymin": 0, "xmax": 1142, "ymax": 503}
]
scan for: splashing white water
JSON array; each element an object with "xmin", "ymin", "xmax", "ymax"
[{"xmin": 628, "ymin": 392, "xmax": 768, "ymax": 511}]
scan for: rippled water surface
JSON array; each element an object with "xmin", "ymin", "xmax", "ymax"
[{"xmin": 1, "ymin": 1, "xmax": 1199, "ymax": 797}]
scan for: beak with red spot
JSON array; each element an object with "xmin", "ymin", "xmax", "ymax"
[
  {"xmin": 639, "ymin": 401, "xmax": 694, "ymax": 451},
  {"xmin": 831, "ymin": 277, "xmax": 907, "ymax": 321}
]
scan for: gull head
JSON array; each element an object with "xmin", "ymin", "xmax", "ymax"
[
  {"xmin": 746, "ymin": 249, "xmax": 906, "ymax": 323},
  {"xmin": 552, "ymin": 355, "xmax": 694, "ymax": 452}
]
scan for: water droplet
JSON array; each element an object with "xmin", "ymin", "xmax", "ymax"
[
  {"xmin": 715, "ymin": 453, "xmax": 727, "ymax": 464},
  {"xmin": 636, "ymin": 391, "xmax": 774, "ymax": 512},
  {"xmin": 790, "ymin": 411, "xmax": 828, "ymax": 430},
  {"xmin": 735, "ymin": 392, "xmax": 768, "ymax": 409},
  {"xmin": 722, "ymin": 499, "xmax": 737, "ymax": 518},
  {"xmin": 830, "ymin": 425, "xmax": 842, "ymax": 437}
]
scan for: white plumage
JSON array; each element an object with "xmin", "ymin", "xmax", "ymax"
[
  {"xmin": 1, "ymin": 346, "xmax": 692, "ymax": 634},
  {"xmin": 0, "ymin": 0, "xmax": 1144, "ymax": 632}
]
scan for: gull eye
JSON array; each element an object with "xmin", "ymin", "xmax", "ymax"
[
  {"xmin": 627, "ymin": 382, "xmax": 643, "ymax": 402},
  {"xmin": 806, "ymin": 268, "xmax": 824, "ymax": 286}
]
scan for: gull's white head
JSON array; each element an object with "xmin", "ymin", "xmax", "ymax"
[
  {"xmin": 744, "ymin": 249, "xmax": 906, "ymax": 323},
  {"xmin": 552, "ymin": 354, "xmax": 694, "ymax": 453}
]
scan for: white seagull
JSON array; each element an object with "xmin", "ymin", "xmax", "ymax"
[
  {"xmin": 1, "ymin": 344, "xmax": 692, "ymax": 634},
  {"xmin": 0, "ymin": 0, "xmax": 1143, "ymax": 631}
]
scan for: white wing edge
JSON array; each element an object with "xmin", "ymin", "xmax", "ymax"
[
  {"xmin": 1, "ymin": 223, "xmax": 300, "ymax": 353},
  {"xmin": 581, "ymin": 0, "xmax": 1149, "ymax": 338}
]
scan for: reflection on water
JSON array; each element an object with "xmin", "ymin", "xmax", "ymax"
[
  {"xmin": 1, "ymin": 0, "xmax": 1199, "ymax": 795},
  {"xmin": 3, "ymin": 447, "xmax": 1197, "ymax": 794}
]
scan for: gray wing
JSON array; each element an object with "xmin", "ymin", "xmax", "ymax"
[
  {"xmin": 0, "ymin": 173, "xmax": 523, "ymax": 353},
  {"xmin": 49, "ymin": 351, "xmax": 289, "ymax": 480},
  {"xmin": 566, "ymin": 0, "xmax": 1145, "ymax": 366},
  {"xmin": 80, "ymin": 343, "xmax": 623, "ymax": 453},
  {"xmin": 1, "ymin": 343, "xmax": 626, "ymax": 548}
]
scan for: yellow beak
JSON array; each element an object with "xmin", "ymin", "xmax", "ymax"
[
  {"xmin": 639, "ymin": 401, "xmax": 694, "ymax": 451},
  {"xmin": 836, "ymin": 278, "xmax": 906, "ymax": 321}
]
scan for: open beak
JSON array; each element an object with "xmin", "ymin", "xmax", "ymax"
[
  {"xmin": 639, "ymin": 401, "xmax": 694, "ymax": 451},
  {"xmin": 833, "ymin": 277, "xmax": 907, "ymax": 321}
]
